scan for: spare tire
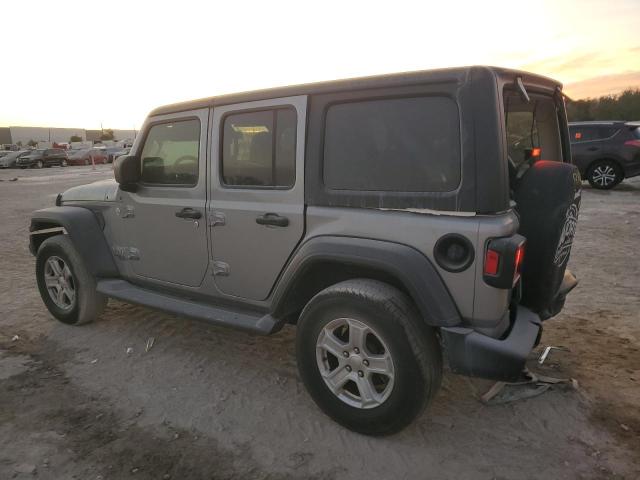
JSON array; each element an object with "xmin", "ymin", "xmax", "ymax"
[{"xmin": 514, "ymin": 161, "xmax": 581, "ymax": 319}]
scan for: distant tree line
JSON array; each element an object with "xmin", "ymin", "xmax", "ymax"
[{"xmin": 567, "ymin": 88, "xmax": 640, "ymax": 122}]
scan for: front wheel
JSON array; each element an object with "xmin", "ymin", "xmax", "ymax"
[
  {"xmin": 36, "ymin": 235, "xmax": 107, "ymax": 325},
  {"xmin": 296, "ymin": 279, "xmax": 442, "ymax": 435},
  {"xmin": 587, "ymin": 160, "xmax": 623, "ymax": 189}
]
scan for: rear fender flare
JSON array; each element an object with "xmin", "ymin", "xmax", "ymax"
[{"xmin": 271, "ymin": 236, "xmax": 462, "ymax": 327}]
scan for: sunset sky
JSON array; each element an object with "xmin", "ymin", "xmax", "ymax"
[{"xmin": 1, "ymin": 0, "xmax": 638, "ymax": 129}]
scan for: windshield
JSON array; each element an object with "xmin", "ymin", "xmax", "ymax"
[{"xmin": 504, "ymin": 91, "xmax": 564, "ymax": 176}]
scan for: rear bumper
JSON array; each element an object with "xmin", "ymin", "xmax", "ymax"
[
  {"xmin": 441, "ymin": 305, "xmax": 542, "ymax": 382},
  {"xmin": 623, "ymin": 161, "xmax": 640, "ymax": 179}
]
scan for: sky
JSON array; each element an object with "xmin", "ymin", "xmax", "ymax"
[{"xmin": 1, "ymin": 0, "xmax": 638, "ymax": 130}]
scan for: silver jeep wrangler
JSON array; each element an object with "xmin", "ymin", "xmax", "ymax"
[{"xmin": 29, "ymin": 66, "xmax": 580, "ymax": 435}]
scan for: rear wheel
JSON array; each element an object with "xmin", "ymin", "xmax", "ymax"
[
  {"xmin": 587, "ymin": 160, "xmax": 623, "ymax": 189},
  {"xmin": 296, "ymin": 279, "xmax": 442, "ymax": 435},
  {"xmin": 36, "ymin": 235, "xmax": 107, "ymax": 325}
]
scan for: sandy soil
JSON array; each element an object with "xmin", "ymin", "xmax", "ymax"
[{"xmin": 0, "ymin": 165, "xmax": 638, "ymax": 479}]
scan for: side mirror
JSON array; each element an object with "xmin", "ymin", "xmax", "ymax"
[{"xmin": 114, "ymin": 155, "xmax": 141, "ymax": 192}]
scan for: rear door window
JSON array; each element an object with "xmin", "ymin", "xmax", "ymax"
[
  {"xmin": 323, "ymin": 96, "xmax": 460, "ymax": 192},
  {"xmin": 221, "ymin": 107, "xmax": 296, "ymax": 188}
]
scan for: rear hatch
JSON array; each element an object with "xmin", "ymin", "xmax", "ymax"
[{"xmin": 499, "ymin": 73, "xmax": 579, "ymax": 320}]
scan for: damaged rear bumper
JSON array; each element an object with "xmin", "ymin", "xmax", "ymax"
[{"xmin": 441, "ymin": 305, "xmax": 542, "ymax": 382}]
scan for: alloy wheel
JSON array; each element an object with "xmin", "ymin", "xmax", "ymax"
[
  {"xmin": 591, "ymin": 164, "xmax": 617, "ymax": 187},
  {"xmin": 43, "ymin": 256, "xmax": 76, "ymax": 311},
  {"xmin": 316, "ymin": 317, "xmax": 395, "ymax": 409}
]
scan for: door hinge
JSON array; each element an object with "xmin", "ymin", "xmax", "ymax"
[
  {"xmin": 208, "ymin": 211, "xmax": 226, "ymax": 227},
  {"xmin": 212, "ymin": 261, "xmax": 230, "ymax": 276}
]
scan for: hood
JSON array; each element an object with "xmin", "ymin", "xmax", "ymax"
[{"xmin": 60, "ymin": 179, "xmax": 119, "ymax": 203}]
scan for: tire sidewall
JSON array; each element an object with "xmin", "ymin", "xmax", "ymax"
[
  {"xmin": 36, "ymin": 238, "xmax": 84, "ymax": 324},
  {"xmin": 297, "ymin": 291, "xmax": 430, "ymax": 434}
]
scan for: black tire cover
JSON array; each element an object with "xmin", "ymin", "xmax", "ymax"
[{"xmin": 514, "ymin": 161, "xmax": 581, "ymax": 318}]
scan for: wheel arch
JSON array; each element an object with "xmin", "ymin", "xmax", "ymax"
[
  {"xmin": 270, "ymin": 236, "xmax": 462, "ymax": 328},
  {"xmin": 30, "ymin": 206, "xmax": 118, "ymax": 278}
]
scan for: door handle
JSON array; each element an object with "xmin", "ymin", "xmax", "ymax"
[
  {"xmin": 175, "ymin": 208, "xmax": 202, "ymax": 219},
  {"xmin": 587, "ymin": 146, "xmax": 599, "ymax": 152},
  {"xmin": 256, "ymin": 213, "xmax": 289, "ymax": 227}
]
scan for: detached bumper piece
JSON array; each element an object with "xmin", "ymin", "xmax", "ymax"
[
  {"xmin": 540, "ymin": 269, "xmax": 578, "ymax": 320},
  {"xmin": 441, "ymin": 306, "xmax": 541, "ymax": 382}
]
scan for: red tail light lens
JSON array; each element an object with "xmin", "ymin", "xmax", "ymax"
[
  {"xmin": 624, "ymin": 140, "xmax": 640, "ymax": 148},
  {"xmin": 483, "ymin": 235, "xmax": 526, "ymax": 289},
  {"xmin": 514, "ymin": 244, "xmax": 525, "ymax": 280},
  {"xmin": 484, "ymin": 249, "xmax": 500, "ymax": 276}
]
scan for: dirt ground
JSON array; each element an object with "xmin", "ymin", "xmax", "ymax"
[{"xmin": 0, "ymin": 165, "xmax": 638, "ymax": 480}]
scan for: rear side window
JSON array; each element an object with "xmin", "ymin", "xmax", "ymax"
[
  {"xmin": 570, "ymin": 126, "xmax": 618, "ymax": 142},
  {"xmin": 140, "ymin": 119, "xmax": 200, "ymax": 186},
  {"xmin": 221, "ymin": 108, "xmax": 296, "ymax": 188},
  {"xmin": 323, "ymin": 96, "xmax": 461, "ymax": 192}
]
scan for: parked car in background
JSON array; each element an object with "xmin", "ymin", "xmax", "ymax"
[
  {"xmin": 111, "ymin": 147, "xmax": 130, "ymax": 163},
  {"xmin": 16, "ymin": 149, "xmax": 68, "ymax": 168},
  {"xmin": 67, "ymin": 148, "xmax": 108, "ymax": 166},
  {"xmin": 104, "ymin": 147, "xmax": 124, "ymax": 163},
  {"xmin": 0, "ymin": 149, "xmax": 30, "ymax": 168},
  {"xmin": 569, "ymin": 121, "xmax": 640, "ymax": 189}
]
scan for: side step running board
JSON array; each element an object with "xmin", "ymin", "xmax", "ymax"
[{"xmin": 96, "ymin": 279, "xmax": 279, "ymax": 335}]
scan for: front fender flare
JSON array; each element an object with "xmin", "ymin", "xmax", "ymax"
[
  {"xmin": 30, "ymin": 206, "xmax": 118, "ymax": 278},
  {"xmin": 271, "ymin": 236, "xmax": 462, "ymax": 327}
]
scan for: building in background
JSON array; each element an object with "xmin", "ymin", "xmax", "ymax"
[
  {"xmin": 8, "ymin": 127, "xmax": 86, "ymax": 145},
  {"xmin": 2, "ymin": 126, "xmax": 136, "ymax": 147},
  {"xmin": 0, "ymin": 127, "xmax": 11, "ymax": 145}
]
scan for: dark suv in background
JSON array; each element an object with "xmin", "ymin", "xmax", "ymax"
[
  {"xmin": 569, "ymin": 121, "xmax": 640, "ymax": 189},
  {"xmin": 16, "ymin": 149, "xmax": 68, "ymax": 168}
]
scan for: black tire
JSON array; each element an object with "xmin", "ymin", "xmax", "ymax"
[
  {"xmin": 514, "ymin": 161, "xmax": 581, "ymax": 319},
  {"xmin": 36, "ymin": 235, "xmax": 107, "ymax": 325},
  {"xmin": 587, "ymin": 159, "xmax": 623, "ymax": 190},
  {"xmin": 296, "ymin": 279, "xmax": 442, "ymax": 435}
]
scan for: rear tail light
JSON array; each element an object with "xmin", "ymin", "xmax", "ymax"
[
  {"xmin": 484, "ymin": 249, "xmax": 500, "ymax": 276},
  {"xmin": 624, "ymin": 140, "xmax": 640, "ymax": 148},
  {"xmin": 483, "ymin": 235, "xmax": 526, "ymax": 289}
]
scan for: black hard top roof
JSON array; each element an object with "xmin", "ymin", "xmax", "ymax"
[{"xmin": 149, "ymin": 65, "xmax": 562, "ymax": 117}]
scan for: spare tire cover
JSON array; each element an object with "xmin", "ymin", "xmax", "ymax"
[{"xmin": 514, "ymin": 161, "xmax": 581, "ymax": 318}]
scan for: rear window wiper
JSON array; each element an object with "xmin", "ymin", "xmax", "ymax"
[{"xmin": 516, "ymin": 77, "xmax": 530, "ymax": 103}]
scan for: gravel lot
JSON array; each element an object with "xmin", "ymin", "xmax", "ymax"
[{"xmin": 1, "ymin": 165, "xmax": 638, "ymax": 479}]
